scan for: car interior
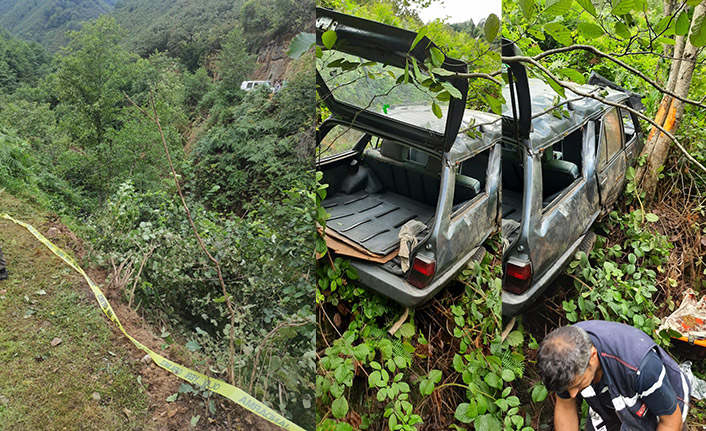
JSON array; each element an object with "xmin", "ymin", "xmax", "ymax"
[{"xmin": 320, "ymin": 135, "xmax": 487, "ymax": 258}]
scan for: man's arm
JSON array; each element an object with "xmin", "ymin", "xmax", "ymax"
[
  {"xmin": 637, "ymin": 349, "xmax": 683, "ymax": 431},
  {"xmin": 656, "ymin": 403, "xmax": 682, "ymax": 431},
  {"xmin": 554, "ymin": 394, "xmax": 579, "ymax": 431}
]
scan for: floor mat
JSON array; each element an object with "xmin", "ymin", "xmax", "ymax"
[{"xmin": 323, "ymin": 190, "xmax": 434, "ymax": 255}]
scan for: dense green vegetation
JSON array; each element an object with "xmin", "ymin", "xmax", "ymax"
[
  {"xmin": 0, "ymin": 1, "xmax": 315, "ymax": 428},
  {"xmin": 0, "ymin": 0, "xmax": 114, "ymax": 52}
]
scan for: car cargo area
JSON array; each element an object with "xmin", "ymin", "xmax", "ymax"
[
  {"xmin": 323, "ymin": 190, "xmax": 434, "ymax": 256},
  {"xmin": 321, "ymin": 140, "xmax": 482, "ymax": 258}
]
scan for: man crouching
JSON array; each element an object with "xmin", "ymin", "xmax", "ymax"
[{"xmin": 537, "ymin": 321, "xmax": 690, "ymax": 431}]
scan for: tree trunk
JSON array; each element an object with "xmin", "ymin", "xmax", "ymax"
[{"xmin": 636, "ymin": 2, "xmax": 705, "ymax": 199}]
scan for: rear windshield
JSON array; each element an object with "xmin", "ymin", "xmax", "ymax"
[{"xmin": 317, "ymin": 51, "xmax": 449, "ymax": 134}]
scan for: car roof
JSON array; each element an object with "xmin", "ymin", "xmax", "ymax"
[
  {"xmin": 448, "ymin": 110, "xmax": 502, "ymax": 162},
  {"xmin": 502, "ymin": 78, "xmax": 629, "ymax": 150}
]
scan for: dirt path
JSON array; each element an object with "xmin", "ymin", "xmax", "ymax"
[{"xmin": 0, "ymin": 193, "xmax": 272, "ymax": 430}]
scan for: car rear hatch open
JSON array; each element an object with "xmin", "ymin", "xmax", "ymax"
[{"xmin": 316, "ymin": 7, "xmax": 468, "ymax": 156}]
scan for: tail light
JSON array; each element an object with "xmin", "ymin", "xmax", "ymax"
[
  {"xmin": 504, "ymin": 260, "xmax": 532, "ymax": 294},
  {"xmin": 407, "ymin": 255, "xmax": 436, "ymax": 289}
]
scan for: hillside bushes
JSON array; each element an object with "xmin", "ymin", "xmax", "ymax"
[{"xmin": 85, "ymin": 181, "xmax": 315, "ymax": 426}]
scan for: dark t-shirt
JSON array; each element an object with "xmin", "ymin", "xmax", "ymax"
[{"xmin": 557, "ymin": 348, "xmax": 678, "ymax": 417}]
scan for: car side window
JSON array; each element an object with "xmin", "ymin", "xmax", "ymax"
[
  {"xmin": 452, "ymin": 147, "xmax": 491, "ymax": 215},
  {"xmin": 318, "ymin": 125, "xmax": 367, "ymax": 159},
  {"xmin": 619, "ymin": 107, "xmax": 636, "ymax": 142},
  {"xmin": 598, "ymin": 108, "xmax": 623, "ymax": 167}
]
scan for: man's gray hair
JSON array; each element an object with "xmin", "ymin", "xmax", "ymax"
[{"xmin": 536, "ymin": 325, "xmax": 593, "ymax": 393}]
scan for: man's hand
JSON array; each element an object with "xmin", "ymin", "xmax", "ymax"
[
  {"xmin": 554, "ymin": 395, "xmax": 579, "ymax": 431},
  {"xmin": 656, "ymin": 404, "xmax": 683, "ymax": 431}
]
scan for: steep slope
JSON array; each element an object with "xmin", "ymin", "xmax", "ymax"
[{"xmin": 0, "ymin": 0, "xmax": 114, "ymax": 51}]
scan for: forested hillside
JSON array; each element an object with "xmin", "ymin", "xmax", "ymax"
[
  {"xmin": 0, "ymin": 0, "xmax": 114, "ymax": 51},
  {"xmin": 0, "ymin": 0, "xmax": 315, "ymax": 429},
  {"xmin": 111, "ymin": 0, "xmax": 311, "ymax": 71}
]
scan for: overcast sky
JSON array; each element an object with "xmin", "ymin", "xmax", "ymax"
[{"xmin": 415, "ymin": 0, "xmax": 501, "ymax": 24}]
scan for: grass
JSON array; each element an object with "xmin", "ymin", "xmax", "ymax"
[{"xmin": 0, "ymin": 192, "xmax": 153, "ymax": 430}]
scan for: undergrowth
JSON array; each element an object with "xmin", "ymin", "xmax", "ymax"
[
  {"xmin": 83, "ymin": 180, "xmax": 316, "ymax": 427},
  {"xmin": 315, "ymin": 227, "xmax": 532, "ymax": 430}
]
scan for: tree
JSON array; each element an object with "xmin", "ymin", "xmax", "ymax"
[
  {"xmin": 213, "ymin": 24, "xmax": 255, "ymax": 105},
  {"xmin": 53, "ymin": 15, "xmax": 134, "ymax": 200},
  {"xmin": 636, "ymin": 1, "xmax": 705, "ymax": 196}
]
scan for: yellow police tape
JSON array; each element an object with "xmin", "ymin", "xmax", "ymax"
[{"xmin": 1, "ymin": 213, "xmax": 307, "ymax": 431}]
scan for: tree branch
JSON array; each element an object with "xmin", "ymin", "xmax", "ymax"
[
  {"xmin": 503, "ymin": 56, "xmax": 706, "ymax": 176},
  {"xmin": 125, "ymin": 91, "xmax": 238, "ymax": 386},
  {"xmin": 523, "ymin": 45, "xmax": 706, "ymax": 110},
  {"xmin": 453, "ymin": 72, "xmax": 502, "ymax": 86}
]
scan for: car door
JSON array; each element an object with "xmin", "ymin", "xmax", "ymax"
[{"xmin": 596, "ymin": 107, "xmax": 627, "ymax": 207}]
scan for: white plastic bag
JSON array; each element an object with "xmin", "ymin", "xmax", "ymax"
[{"xmin": 679, "ymin": 361, "xmax": 706, "ymax": 400}]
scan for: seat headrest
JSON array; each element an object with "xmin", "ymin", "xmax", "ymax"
[{"xmin": 380, "ymin": 140, "xmax": 408, "ymax": 161}]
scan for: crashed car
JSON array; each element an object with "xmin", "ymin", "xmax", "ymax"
[
  {"xmin": 501, "ymin": 39, "xmax": 644, "ymax": 317},
  {"xmin": 316, "ymin": 7, "xmax": 501, "ymax": 307}
]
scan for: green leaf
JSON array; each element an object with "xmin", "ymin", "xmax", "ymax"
[
  {"xmin": 676, "ymin": 11, "xmax": 690, "ymax": 36},
  {"xmin": 432, "ymin": 102, "xmax": 442, "ymax": 119},
  {"xmin": 560, "ymin": 68, "xmax": 586, "ymax": 84},
  {"xmin": 287, "ymin": 32, "xmax": 315, "ymax": 59},
  {"xmin": 429, "ymin": 369, "xmax": 443, "ymax": 383},
  {"xmin": 166, "ymin": 393, "xmax": 178, "ymax": 402},
  {"xmin": 398, "ymin": 322, "xmax": 416, "ymax": 338},
  {"xmin": 655, "ymin": 16, "xmax": 672, "ymax": 34},
  {"xmin": 519, "ymin": 0, "xmax": 535, "ymax": 20},
  {"xmin": 531, "ymin": 383, "xmax": 549, "ymax": 402},
  {"xmin": 331, "ymin": 397, "xmax": 349, "ymax": 419},
  {"xmin": 544, "ymin": 22, "xmax": 573, "ymax": 46},
  {"xmin": 611, "ymin": 0, "xmax": 635, "ymax": 15},
  {"xmin": 545, "ymin": 0, "xmax": 573, "ymax": 16},
  {"xmin": 454, "ymin": 402, "xmax": 477, "ymax": 423},
  {"xmin": 575, "ymin": 0, "xmax": 596, "ymax": 16},
  {"xmin": 190, "ymin": 415, "xmax": 201, "ymax": 427},
  {"xmin": 578, "ymin": 22, "xmax": 604, "ymax": 39},
  {"xmin": 442, "ymin": 81, "xmax": 463, "ymax": 99},
  {"xmin": 615, "ymin": 22, "xmax": 631, "ymax": 39},
  {"xmin": 484, "ymin": 14, "xmax": 500, "ymax": 42},
  {"xmin": 501, "ymin": 369, "xmax": 516, "ymax": 382},
  {"xmin": 484, "ymin": 372, "xmax": 502, "ymax": 389},
  {"xmin": 688, "ymin": 0, "xmax": 702, "ymax": 5},
  {"xmin": 420, "ymin": 379, "xmax": 435, "ymax": 396},
  {"xmin": 353, "ymin": 344, "xmax": 370, "ymax": 361},
  {"xmin": 506, "ymin": 330, "xmax": 524, "ymax": 347},
  {"xmin": 185, "ymin": 340, "xmax": 200, "ymax": 352},
  {"xmin": 475, "ymin": 414, "xmax": 502, "ymax": 431},
  {"xmin": 322, "ymin": 30, "xmax": 337, "ymax": 50},
  {"xmin": 430, "ymin": 47, "xmax": 445, "ymax": 67},
  {"xmin": 410, "ymin": 26, "xmax": 428, "ymax": 51},
  {"xmin": 546, "ymin": 76, "xmax": 567, "ymax": 99},
  {"xmin": 412, "ymin": 57, "xmax": 425, "ymax": 83},
  {"xmin": 431, "ymin": 67, "xmax": 455, "ymax": 77},
  {"xmin": 645, "ymin": 213, "xmax": 659, "ymax": 222},
  {"xmin": 179, "ymin": 383, "xmax": 194, "ymax": 394}
]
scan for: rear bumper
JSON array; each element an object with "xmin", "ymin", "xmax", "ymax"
[
  {"xmin": 351, "ymin": 246, "xmax": 485, "ymax": 308},
  {"xmin": 502, "ymin": 234, "xmax": 586, "ymax": 317}
]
